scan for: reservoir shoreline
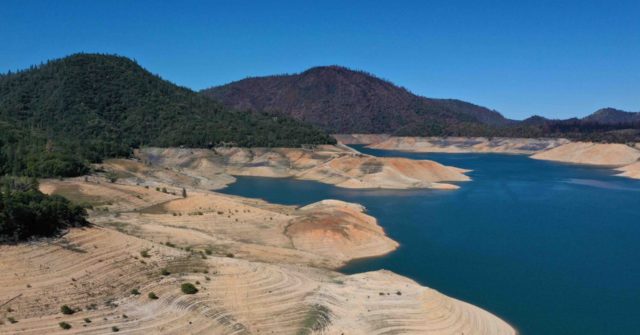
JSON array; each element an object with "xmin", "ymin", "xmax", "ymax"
[{"xmin": 221, "ymin": 146, "xmax": 640, "ymax": 334}]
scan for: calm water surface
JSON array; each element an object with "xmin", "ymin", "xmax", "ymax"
[{"xmin": 219, "ymin": 146, "xmax": 640, "ymax": 334}]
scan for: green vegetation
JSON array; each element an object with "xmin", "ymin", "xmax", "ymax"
[
  {"xmin": 112, "ymin": 326, "xmax": 120, "ymax": 332},
  {"xmin": 160, "ymin": 268, "xmax": 170, "ymax": 276},
  {"xmin": 0, "ymin": 53, "xmax": 334, "ymax": 179},
  {"xmin": 130, "ymin": 288, "xmax": 140, "ymax": 295},
  {"xmin": 0, "ymin": 122, "xmax": 89, "ymax": 178},
  {"xmin": 59, "ymin": 321, "xmax": 72, "ymax": 330},
  {"xmin": 60, "ymin": 305, "xmax": 75, "ymax": 315},
  {"xmin": 297, "ymin": 304, "xmax": 332, "ymax": 335},
  {"xmin": 180, "ymin": 282, "xmax": 198, "ymax": 294},
  {"xmin": 394, "ymin": 118, "xmax": 640, "ymax": 144},
  {"xmin": 105, "ymin": 171, "xmax": 119, "ymax": 183},
  {"xmin": 148, "ymin": 292, "xmax": 158, "ymax": 300},
  {"xmin": 0, "ymin": 53, "xmax": 330, "ymax": 241},
  {"xmin": 0, "ymin": 177, "xmax": 88, "ymax": 241}
]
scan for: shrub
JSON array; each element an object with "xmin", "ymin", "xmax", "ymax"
[
  {"xmin": 0, "ymin": 177, "xmax": 88, "ymax": 241},
  {"xmin": 130, "ymin": 288, "xmax": 140, "ymax": 295},
  {"xmin": 160, "ymin": 268, "xmax": 170, "ymax": 276},
  {"xmin": 148, "ymin": 292, "xmax": 158, "ymax": 299},
  {"xmin": 140, "ymin": 249, "xmax": 150, "ymax": 258},
  {"xmin": 59, "ymin": 321, "xmax": 72, "ymax": 329},
  {"xmin": 181, "ymin": 283, "xmax": 198, "ymax": 294},
  {"xmin": 105, "ymin": 171, "xmax": 118, "ymax": 183},
  {"xmin": 60, "ymin": 305, "xmax": 75, "ymax": 315},
  {"xmin": 84, "ymin": 318, "xmax": 92, "ymax": 323},
  {"xmin": 7, "ymin": 317, "xmax": 17, "ymax": 324},
  {"xmin": 112, "ymin": 326, "xmax": 120, "ymax": 332}
]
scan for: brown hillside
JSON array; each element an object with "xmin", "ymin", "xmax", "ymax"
[{"xmin": 202, "ymin": 66, "xmax": 510, "ymax": 134}]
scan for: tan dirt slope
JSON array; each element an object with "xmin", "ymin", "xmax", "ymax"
[
  {"xmin": 616, "ymin": 161, "xmax": 640, "ymax": 179},
  {"xmin": 369, "ymin": 136, "xmax": 569, "ymax": 154},
  {"xmin": 345, "ymin": 135, "xmax": 640, "ymax": 180},
  {"xmin": 532, "ymin": 142, "xmax": 640, "ymax": 168},
  {"xmin": 39, "ymin": 174, "xmax": 397, "ymax": 269},
  {"xmin": 136, "ymin": 146, "xmax": 470, "ymax": 190},
  {"xmin": 0, "ymin": 160, "xmax": 514, "ymax": 334},
  {"xmin": 0, "ymin": 228, "xmax": 513, "ymax": 335}
]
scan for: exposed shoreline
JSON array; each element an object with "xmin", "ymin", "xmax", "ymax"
[
  {"xmin": 0, "ymin": 149, "xmax": 515, "ymax": 334},
  {"xmin": 334, "ymin": 134, "xmax": 640, "ymax": 180},
  {"xmin": 136, "ymin": 145, "xmax": 471, "ymax": 190}
]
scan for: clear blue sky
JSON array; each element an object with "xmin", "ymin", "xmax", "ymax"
[{"xmin": 1, "ymin": 0, "xmax": 638, "ymax": 120}]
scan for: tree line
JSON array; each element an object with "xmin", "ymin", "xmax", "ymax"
[{"xmin": 0, "ymin": 53, "xmax": 335, "ymax": 240}]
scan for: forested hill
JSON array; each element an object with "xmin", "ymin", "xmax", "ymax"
[
  {"xmin": 0, "ymin": 53, "xmax": 334, "ymax": 177},
  {"xmin": 201, "ymin": 66, "xmax": 512, "ymax": 135},
  {"xmin": 202, "ymin": 66, "xmax": 640, "ymax": 143},
  {"xmin": 583, "ymin": 108, "xmax": 640, "ymax": 124}
]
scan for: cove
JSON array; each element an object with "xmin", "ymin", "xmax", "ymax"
[{"xmin": 218, "ymin": 146, "xmax": 640, "ymax": 334}]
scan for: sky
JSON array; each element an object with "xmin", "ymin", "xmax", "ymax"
[{"xmin": 1, "ymin": 0, "xmax": 638, "ymax": 120}]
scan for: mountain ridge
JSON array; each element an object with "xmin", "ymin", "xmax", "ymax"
[
  {"xmin": 0, "ymin": 53, "xmax": 335, "ymax": 177},
  {"xmin": 202, "ymin": 65, "xmax": 512, "ymax": 135},
  {"xmin": 202, "ymin": 65, "xmax": 639, "ymax": 142},
  {"xmin": 583, "ymin": 107, "xmax": 640, "ymax": 124}
]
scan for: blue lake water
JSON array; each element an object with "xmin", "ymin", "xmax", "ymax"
[{"xmin": 219, "ymin": 146, "xmax": 640, "ymax": 334}]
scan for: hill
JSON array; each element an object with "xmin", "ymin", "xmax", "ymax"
[
  {"xmin": 0, "ymin": 53, "xmax": 334, "ymax": 178},
  {"xmin": 583, "ymin": 107, "xmax": 640, "ymax": 124},
  {"xmin": 202, "ymin": 66, "xmax": 512, "ymax": 135},
  {"xmin": 521, "ymin": 115, "xmax": 552, "ymax": 125},
  {"xmin": 203, "ymin": 67, "xmax": 640, "ymax": 143}
]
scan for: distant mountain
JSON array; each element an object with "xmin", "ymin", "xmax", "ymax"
[
  {"xmin": 521, "ymin": 115, "xmax": 551, "ymax": 125},
  {"xmin": 0, "ymin": 54, "xmax": 334, "ymax": 177},
  {"xmin": 202, "ymin": 66, "xmax": 512, "ymax": 135},
  {"xmin": 583, "ymin": 108, "xmax": 640, "ymax": 124}
]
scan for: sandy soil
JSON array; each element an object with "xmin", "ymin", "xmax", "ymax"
[
  {"xmin": 0, "ymin": 228, "xmax": 512, "ymax": 335},
  {"xmin": 342, "ymin": 135, "xmax": 640, "ymax": 181},
  {"xmin": 369, "ymin": 136, "xmax": 569, "ymax": 154},
  {"xmin": 0, "ymin": 160, "xmax": 515, "ymax": 334},
  {"xmin": 134, "ymin": 146, "xmax": 470, "ymax": 190},
  {"xmin": 40, "ymin": 175, "xmax": 397, "ymax": 269},
  {"xmin": 531, "ymin": 142, "xmax": 640, "ymax": 166},
  {"xmin": 615, "ymin": 161, "xmax": 640, "ymax": 179}
]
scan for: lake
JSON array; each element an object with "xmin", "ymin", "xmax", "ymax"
[{"xmin": 219, "ymin": 145, "xmax": 640, "ymax": 334}]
